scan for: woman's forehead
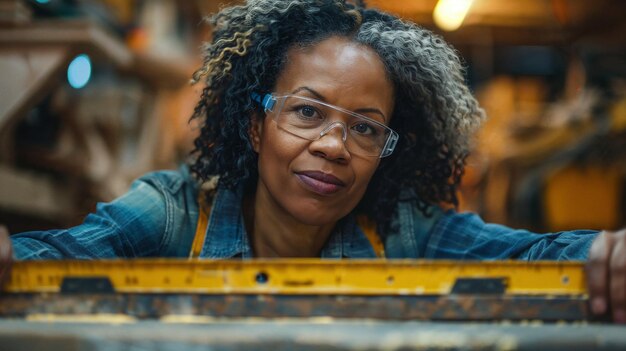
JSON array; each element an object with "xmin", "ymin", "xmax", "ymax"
[{"xmin": 275, "ymin": 36, "xmax": 394, "ymax": 111}]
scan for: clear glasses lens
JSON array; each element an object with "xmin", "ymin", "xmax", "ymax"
[{"xmin": 271, "ymin": 95, "xmax": 396, "ymax": 157}]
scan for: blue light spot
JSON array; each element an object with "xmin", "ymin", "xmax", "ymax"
[
  {"xmin": 67, "ymin": 54, "xmax": 92, "ymax": 89},
  {"xmin": 36, "ymin": 0, "xmax": 50, "ymax": 4}
]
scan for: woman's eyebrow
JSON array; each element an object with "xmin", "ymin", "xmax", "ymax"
[
  {"xmin": 354, "ymin": 108, "xmax": 386, "ymax": 122},
  {"xmin": 292, "ymin": 86, "xmax": 326, "ymax": 100},
  {"xmin": 291, "ymin": 86, "xmax": 387, "ymax": 122}
]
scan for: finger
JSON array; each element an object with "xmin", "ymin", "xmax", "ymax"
[
  {"xmin": 610, "ymin": 230, "xmax": 626, "ymax": 323},
  {"xmin": 0, "ymin": 225, "xmax": 11, "ymax": 261},
  {"xmin": 0, "ymin": 225, "xmax": 13, "ymax": 288},
  {"xmin": 586, "ymin": 230, "xmax": 612, "ymax": 315}
]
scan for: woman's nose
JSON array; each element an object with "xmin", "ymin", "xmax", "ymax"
[
  {"xmin": 309, "ymin": 122, "xmax": 351, "ymax": 162},
  {"xmin": 319, "ymin": 122, "xmax": 348, "ymax": 141}
]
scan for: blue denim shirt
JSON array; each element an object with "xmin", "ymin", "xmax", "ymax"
[{"xmin": 12, "ymin": 168, "xmax": 598, "ymax": 260}]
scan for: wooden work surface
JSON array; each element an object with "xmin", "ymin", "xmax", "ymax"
[{"xmin": 0, "ymin": 319, "xmax": 625, "ymax": 351}]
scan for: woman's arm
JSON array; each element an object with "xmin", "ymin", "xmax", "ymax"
[
  {"xmin": 7, "ymin": 169, "xmax": 198, "ymax": 259},
  {"xmin": 423, "ymin": 211, "xmax": 597, "ymax": 260},
  {"xmin": 10, "ymin": 176, "xmax": 169, "ymax": 259}
]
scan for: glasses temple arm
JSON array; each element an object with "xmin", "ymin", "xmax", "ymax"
[{"xmin": 251, "ymin": 92, "xmax": 276, "ymax": 112}]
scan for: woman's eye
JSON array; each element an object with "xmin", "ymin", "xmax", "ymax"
[
  {"xmin": 352, "ymin": 123, "xmax": 377, "ymax": 135},
  {"xmin": 297, "ymin": 105, "xmax": 319, "ymax": 119}
]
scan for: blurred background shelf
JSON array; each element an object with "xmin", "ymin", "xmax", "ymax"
[{"xmin": 0, "ymin": 0, "xmax": 625, "ymax": 232}]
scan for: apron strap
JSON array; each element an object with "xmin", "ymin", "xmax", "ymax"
[
  {"xmin": 189, "ymin": 194, "xmax": 211, "ymax": 259},
  {"xmin": 356, "ymin": 215, "xmax": 386, "ymax": 258}
]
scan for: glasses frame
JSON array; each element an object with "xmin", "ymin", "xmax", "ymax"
[{"xmin": 251, "ymin": 92, "xmax": 398, "ymax": 158}]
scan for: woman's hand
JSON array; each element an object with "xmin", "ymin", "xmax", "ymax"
[
  {"xmin": 0, "ymin": 225, "xmax": 12, "ymax": 287},
  {"xmin": 586, "ymin": 229, "xmax": 626, "ymax": 323}
]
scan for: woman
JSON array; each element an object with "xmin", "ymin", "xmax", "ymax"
[{"xmin": 1, "ymin": 0, "xmax": 624, "ymax": 321}]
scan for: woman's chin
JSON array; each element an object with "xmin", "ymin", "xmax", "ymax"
[
  {"xmin": 283, "ymin": 194, "xmax": 359, "ymax": 227},
  {"xmin": 288, "ymin": 206, "xmax": 344, "ymax": 227}
]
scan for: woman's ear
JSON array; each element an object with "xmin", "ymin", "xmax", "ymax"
[{"xmin": 249, "ymin": 114, "xmax": 263, "ymax": 153}]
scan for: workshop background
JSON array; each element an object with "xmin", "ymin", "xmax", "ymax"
[{"xmin": 1, "ymin": 0, "xmax": 625, "ymax": 234}]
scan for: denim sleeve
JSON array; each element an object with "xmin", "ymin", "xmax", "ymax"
[
  {"xmin": 424, "ymin": 212, "xmax": 598, "ymax": 260},
  {"xmin": 11, "ymin": 170, "xmax": 197, "ymax": 259}
]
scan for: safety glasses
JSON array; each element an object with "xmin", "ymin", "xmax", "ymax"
[{"xmin": 252, "ymin": 93, "xmax": 398, "ymax": 158}]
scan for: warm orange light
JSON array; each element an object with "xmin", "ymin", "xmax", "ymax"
[{"xmin": 433, "ymin": 0, "xmax": 474, "ymax": 31}]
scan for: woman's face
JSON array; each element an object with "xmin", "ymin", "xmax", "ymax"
[{"xmin": 251, "ymin": 36, "xmax": 395, "ymax": 225}]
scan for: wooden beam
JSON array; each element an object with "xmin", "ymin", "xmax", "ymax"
[
  {"xmin": 0, "ymin": 47, "xmax": 68, "ymax": 162},
  {"xmin": 0, "ymin": 20, "xmax": 133, "ymax": 68},
  {"xmin": 0, "ymin": 0, "xmax": 32, "ymax": 24}
]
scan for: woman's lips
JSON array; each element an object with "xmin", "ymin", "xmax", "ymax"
[{"xmin": 295, "ymin": 171, "xmax": 345, "ymax": 195}]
